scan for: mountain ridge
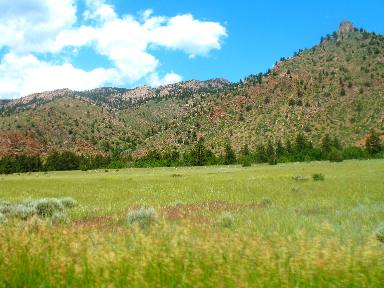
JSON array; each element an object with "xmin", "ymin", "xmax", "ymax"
[{"xmin": 0, "ymin": 21, "xmax": 383, "ymax": 157}]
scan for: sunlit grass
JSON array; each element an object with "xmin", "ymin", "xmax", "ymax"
[{"xmin": 0, "ymin": 159, "xmax": 383, "ymax": 286}]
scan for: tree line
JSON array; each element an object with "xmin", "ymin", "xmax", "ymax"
[{"xmin": 0, "ymin": 130, "xmax": 383, "ymax": 174}]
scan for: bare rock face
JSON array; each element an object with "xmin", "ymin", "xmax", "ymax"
[{"xmin": 337, "ymin": 21, "xmax": 355, "ymax": 40}]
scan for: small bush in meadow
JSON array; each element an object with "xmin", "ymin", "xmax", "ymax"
[
  {"xmin": 375, "ymin": 223, "xmax": 384, "ymax": 243},
  {"xmin": 51, "ymin": 212, "xmax": 70, "ymax": 224},
  {"xmin": 10, "ymin": 205, "xmax": 37, "ymax": 220},
  {"xmin": 260, "ymin": 197, "xmax": 272, "ymax": 207},
  {"xmin": 59, "ymin": 197, "xmax": 77, "ymax": 208},
  {"xmin": 127, "ymin": 207, "xmax": 157, "ymax": 228},
  {"xmin": 312, "ymin": 173, "xmax": 325, "ymax": 181},
  {"xmin": 291, "ymin": 187, "xmax": 301, "ymax": 193},
  {"xmin": 0, "ymin": 212, "xmax": 7, "ymax": 224},
  {"xmin": 241, "ymin": 157, "xmax": 252, "ymax": 167},
  {"xmin": 292, "ymin": 175, "xmax": 309, "ymax": 181},
  {"xmin": 218, "ymin": 212, "xmax": 235, "ymax": 228},
  {"xmin": 0, "ymin": 201, "xmax": 12, "ymax": 214},
  {"xmin": 31, "ymin": 199, "xmax": 64, "ymax": 217}
]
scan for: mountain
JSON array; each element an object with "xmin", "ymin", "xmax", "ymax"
[{"xmin": 0, "ymin": 21, "xmax": 383, "ymax": 157}]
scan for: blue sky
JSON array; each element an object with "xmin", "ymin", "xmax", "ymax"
[{"xmin": 0, "ymin": 0, "xmax": 383, "ymax": 99}]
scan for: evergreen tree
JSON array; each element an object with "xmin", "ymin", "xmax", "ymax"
[
  {"xmin": 333, "ymin": 137, "xmax": 342, "ymax": 150},
  {"xmin": 266, "ymin": 140, "xmax": 277, "ymax": 165},
  {"xmin": 224, "ymin": 141, "xmax": 236, "ymax": 165},
  {"xmin": 256, "ymin": 144, "xmax": 267, "ymax": 163},
  {"xmin": 285, "ymin": 139, "xmax": 293, "ymax": 154},
  {"xmin": 240, "ymin": 144, "xmax": 252, "ymax": 167},
  {"xmin": 275, "ymin": 139, "xmax": 285, "ymax": 159},
  {"xmin": 295, "ymin": 133, "xmax": 308, "ymax": 152},
  {"xmin": 366, "ymin": 129, "xmax": 382, "ymax": 155},
  {"xmin": 321, "ymin": 134, "xmax": 333, "ymax": 156},
  {"xmin": 190, "ymin": 138, "xmax": 207, "ymax": 166}
]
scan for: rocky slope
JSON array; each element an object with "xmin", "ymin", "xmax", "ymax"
[{"xmin": 0, "ymin": 22, "xmax": 383, "ymax": 157}]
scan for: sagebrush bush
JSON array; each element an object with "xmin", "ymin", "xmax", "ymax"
[
  {"xmin": 51, "ymin": 212, "xmax": 70, "ymax": 224},
  {"xmin": 375, "ymin": 223, "xmax": 384, "ymax": 243},
  {"xmin": 0, "ymin": 212, "xmax": 7, "ymax": 224},
  {"xmin": 218, "ymin": 212, "xmax": 235, "ymax": 228},
  {"xmin": 260, "ymin": 197, "xmax": 272, "ymax": 207},
  {"xmin": 31, "ymin": 199, "xmax": 64, "ymax": 217},
  {"xmin": 0, "ymin": 201, "xmax": 12, "ymax": 214},
  {"xmin": 127, "ymin": 207, "xmax": 157, "ymax": 228},
  {"xmin": 10, "ymin": 205, "xmax": 37, "ymax": 220},
  {"xmin": 292, "ymin": 175, "xmax": 309, "ymax": 181},
  {"xmin": 0, "ymin": 197, "xmax": 76, "ymax": 223},
  {"xmin": 312, "ymin": 173, "xmax": 325, "ymax": 181},
  {"xmin": 59, "ymin": 197, "xmax": 77, "ymax": 208}
]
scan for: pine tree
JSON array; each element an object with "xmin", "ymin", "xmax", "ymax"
[
  {"xmin": 256, "ymin": 144, "xmax": 267, "ymax": 163},
  {"xmin": 224, "ymin": 141, "xmax": 236, "ymax": 165},
  {"xmin": 276, "ymin": 139, "xmax": 285, "ymax": 158},
  {"xmin": 190, "ymin": 138, "xmax": 207, "ymax": 166},
  {"xmin": 295, "ymin": 133, "xmax": 307, "ymax": 152},
  {"xmin": 240, "ymin": 144, "xmax": 252, "ymax": 167},
  {"xmin": 266, "ymin": 140, "xmax": 277, "ymax": 165}
]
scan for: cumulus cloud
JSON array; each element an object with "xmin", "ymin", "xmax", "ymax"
[
  {"xmin": 148, "ymin": 72, "xmax": 183, "ymax": 87},
  {"xmin": 0, "ymin": 0, "xmax": 227, "ymax": 99},
  {"xmin": 0, "ymin": 0, "xmax": 76, "ymax": 53},
  {"xmin": 0, "ymin": 52, "xmax": 118, "ymax": 99}
]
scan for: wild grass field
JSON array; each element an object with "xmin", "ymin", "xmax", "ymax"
[{"xmin": 0, "ymin": 160, "xmax": 384, "ymax": 287}]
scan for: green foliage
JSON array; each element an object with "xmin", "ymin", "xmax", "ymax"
[
  {"xmin": 375, "ymin": 223, "xmax": 384, "ymax": 243},
  {"xmin": 50, "ymin": 212, "xmax": 70, "ymax": 224},
  {"xmin": 328, "ymin": 148, "xmax": 344, "ymax": 162},
  {"xmin": 260, "ymin": 197, "xmax": 272, "ymax": 207},
  {"xmin": 312, "ymin": 173, "xmax": 325, "ymax": 181},
  {"xmin": 28, "ymin": 199, "xmax": 64, "ymax": 217},
  {"xmin": 0, "ymin": 212, "xmax": 7, "ymax": 224},
  {"xmin": 224, "ymin": 141, "xmax": 236, "ymax": 165},
  {"xmin": 1, "ymin": 197, "xmax": 76, "ymax": 222},
  {"xmin": 217, "ymin": 212, "xmax": 235, "ymax": 228},
  {"xmin": 366, "ymin": 129, "xmax": 382, "ymax": 156},
  {"xmin": 59, "ymin": 197, "xmax": 77, "ymax": 208},
  {"xmin": 9, "ymin": 205, "xmax": 37, "ymax": 220},
  {"xmin": 45, "ymin": 151, "xmax": 80, "ymax": 171},
  {"xmin": 127, "ymin": 207, "xmax": 157, "ymax": 228}
]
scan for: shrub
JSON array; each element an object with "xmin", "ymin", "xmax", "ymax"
[
  {"xmin": 51, "ymin": 212, "xmax": 70, "ymax": 224},
  {"xmin": 328, "ymin": 148, "xmax": 344, "ymax": 162},
  {"xmin": 375, "ymin": 223, "xmax": 384, "ymax": 243},
  {"xmin": 10, "ymin": 205, "xmax": 37, "ymax": 220},
  {"xmin": 29, "ymin": 199, "xmax": 64, "ymax": 217},
  {"xmin": 260, "ymin": 197, "xmax": 272, "ymax": 207},
  {"xmin": 0, "ymin": 201, "xmax": 12, "ymax": 214},
  {"xmin": 218, "ymin": 212, "xmax": 235, "ymax": 228},
  {"xmin": 59, "ymin": 197, "xmax": 77, "ymax": 208},
  {"xmin": 0, "ymin": 212, "xmax": 7, "ymax": 224},
  {"xmin": 127, "ymin": 207, "xmax": 157, "ymax": 228},
  {"xmin": 241, "ymin": 157, "xmax": 252, "ymax": 167},
  {"xmin": 312, "ymin": 173, "xmax": 325, "ymax": 181},
  {"xmin": 292, "ymin": 175, "xmax": 309, "ymax": 181}
]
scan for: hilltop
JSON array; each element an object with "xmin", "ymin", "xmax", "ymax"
[{"xmin": 0, "ymin": 21, "xmax": 383, "ymax": 157}]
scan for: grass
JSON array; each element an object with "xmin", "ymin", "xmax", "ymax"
[{"xmin": 0, "ymin": 159, "xmax": 384, "ymax": 286}]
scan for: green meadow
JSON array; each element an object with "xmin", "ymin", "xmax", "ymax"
[{"xmin": 0, "ymin": 159, "xmax": 384, "ymax": 287}]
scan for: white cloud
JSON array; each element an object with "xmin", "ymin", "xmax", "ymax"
[
  {"xmin": 148, "ymin": 72, "xmax": 183, "ymax": 87},
  {"xmin": 0, "ymin": 0, "xmax": 227, "ymax": 99},
  {"xmin": 0, "ymin": 0, "xmax": 76, "ymax": 53},
  {"xmin": 83, "ymin": 0, "xmax": 117, "ymax": 22},
  {"xmin": 150, "ymin": 14, "xmax": 227, "ymax": 57},
  {"xmin": 0, "ymin": 52, "xmax": 118, "ymax": 99}
]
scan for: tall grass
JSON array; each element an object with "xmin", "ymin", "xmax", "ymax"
[{"xmin": 0, "ymin": 160, "xmax": 383, "ymax": 286}]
